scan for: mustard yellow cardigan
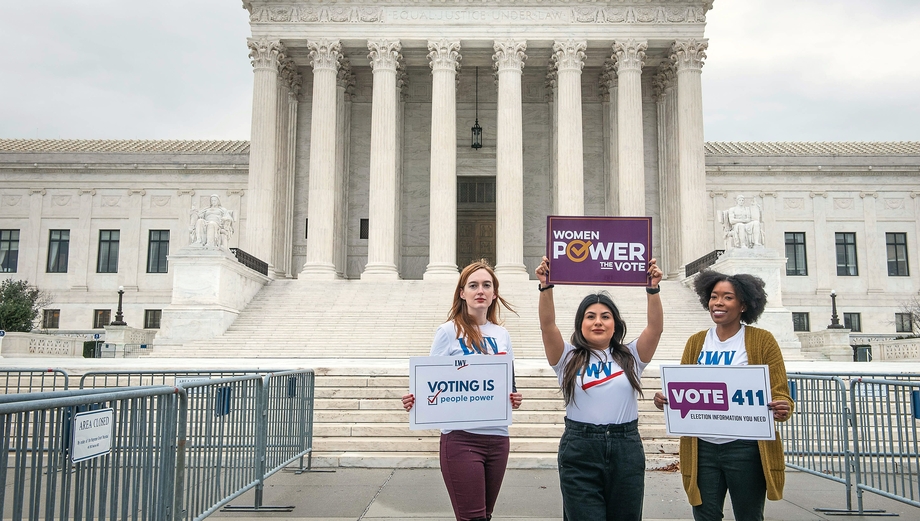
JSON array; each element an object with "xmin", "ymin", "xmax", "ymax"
[{"xmin": 678, "ymin": 326, "xmax": 794, "ymax": 506}]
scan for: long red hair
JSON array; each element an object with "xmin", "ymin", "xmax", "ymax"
[{"xmin": 448, "ymin": 260, "xmax": 515, "ymax": 353}]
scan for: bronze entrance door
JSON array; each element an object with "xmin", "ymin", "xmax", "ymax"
[{"xmin": 456, "ymin": 177, "xmax": 496, "ymax": 268}]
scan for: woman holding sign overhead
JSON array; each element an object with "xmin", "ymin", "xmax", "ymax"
[
  {"xmin": 535, "ymin": 255, "xmax": 663, "ymax": 521},
  {"xmin": 402, "ymin": 260, "xmax": 523, "ymax": 521},
  {"xmin": 653, "ymin": 270, "xmax": 793, "ymax": 521}
]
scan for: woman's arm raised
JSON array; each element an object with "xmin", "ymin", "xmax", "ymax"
[
  {"xmin": 536, "ymin": 256, "xmax": 565, "ymax": 366},
  {"xmin": 636, "ymin": 258, "xmax": 664, "ymax": 363}
]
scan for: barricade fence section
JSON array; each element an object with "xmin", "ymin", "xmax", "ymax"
[
  {"xmin": 850, "ymin": 378, "xmax": 920, "ymax": 511},
  {"xmin": 0, "ymin": 368, "xmax": 70, "ymax": 393},
  {"xmin": 0, "ymin": 386, "xmax": 179, "ymax": 521},
  {"xmin": 80, "ymin": 370, "xmax": 281, "ymax": 389}
]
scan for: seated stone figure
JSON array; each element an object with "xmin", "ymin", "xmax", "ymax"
[
  {"xmin": 719, "ymin": 194, "xmax": 763, "ymax": 249},
  {"xmin": 190, "ymin": 195, "xmax": 234, "ymax": 250}
]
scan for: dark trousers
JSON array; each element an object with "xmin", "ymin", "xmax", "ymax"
[
  {"xmin": 439, "ymin": 430, "xmax": 510, "ymax": 521},
  {"xmin": 692, "ymin": 439, "xmax": 766, "ymax": 521},
  {"xmin": 557, "ymin": 417, "xmax": 645, "ymax": 521}
]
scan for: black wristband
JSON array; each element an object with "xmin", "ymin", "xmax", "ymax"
[
  {"xmin": 646, "ymin": 285, "xmax": 660, "ymax": 294},
  {"xmin": 539, "ymin": 283, "xmax": 555, "ymax": 292}
]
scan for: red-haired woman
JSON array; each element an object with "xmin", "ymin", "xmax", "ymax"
[{"xmin": 402, "ymin": 260, "xmax": 523, "ymax": 521}]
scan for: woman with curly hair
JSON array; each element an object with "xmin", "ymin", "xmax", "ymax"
[
  {"xmin": 654, "ymin": 269, "xmax": 794, "ymax": 521},
  {"xmin": 401, "ymin": 260, "xmax": 523, "ymax": 521},
  {"xmin": 535, "ymin": 255, "xmax": 663, "ymax": 521}
]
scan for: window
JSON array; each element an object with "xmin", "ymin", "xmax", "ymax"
[
  {"xmin": 147, "ymin": 230, "xmax": 170, "ymax": 273},
  {"xmin": 835, "ymin": 232, "xmax": 858, "ymax": 276},
  {"xmin": 0, "ymin": 229, "xmax": 19, "ymax": 273},
  {"xmin": 360, "ymin": 219, "xmax": 369, "ymax": 240},
  {"xmin": 144, "ymin": 309, "xmax": 162, "ymax": 329},
  {"xmin": 93, "ymin": 309, "xmax": 111, "ymax": 329},
  {"xmin": 42, "ymin": 309, "xmax": 60, "ymax": 329},
  {"xmin": 843, "ymin": 313, "xmax": 861, "ymax": 332},
  {"xmin": 792, "ymin": 312, "xmax": 810, "ymax": 332},
  {"xmin": 896, "ymin": 313, "xmax": 914, "ymax": 334},
  {"xmin": 47, "ymin": 229, "xmax": 70, "ymax": 273},
  {"xmin": 784, "ymin": 232, "xmax": 807, "ymax": 276},
  {"xmin": 97, "ymin": 230, "xmax": 120, "ymax": 273},
  {"xmin": 886, "ymin": 233, "xmax": 909, "ymax": 276},
  {"xmin": 458, "ymin": 177, "xmax": 496, "ymax": 204}
]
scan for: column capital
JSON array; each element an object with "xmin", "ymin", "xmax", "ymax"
[
  {"xmin": 427, "ymin": 39, "xmax": 461, "ymax": 73},
  {"xmin": 653, "ymin": 63, "xmax": 676, "ymax": 100},
  {"xmin": 552, "ymin": 39, "xmax": 587, "ymax": 73},
  {"xmin": 492, "ymin": 39, "xmax": 527, "ymax": 72},
  {"xmin": 308, "ymin": 39, "xmax": 343, "ymax": 72},
  {"xmin": 598, "ymin": 60, "xmax": 618, "ymax": 101},
  {"xmin": 248, "ymin": 38, "xmax": 285, "ymax": 71},
  {"xmin": 368, "ymin": 39, "xmax": 402, "ymax": 72},
  {"xmin": 397, "ymin": 61, "xmax": 409, "ymax": 100},
  {"xmin": 280, "ymin": 56, "xmax": 302, "ymax": 97},
  {"xmin": 613, "ymin": 39, "xmax": 647, "ymax": 74},
  {"xmin": 671, "ymin": 39, "xmax": 708, "ymax": 72},
  {"xmin": 336, "ymin": 57, "xmax": 355, "ymax": 96},
  {"xmin": 545, "ymin": 64, "xmax": 557, "ymax": 98}
]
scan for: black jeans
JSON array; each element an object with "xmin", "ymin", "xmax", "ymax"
[
  {"xmin": 692, "ymin": 439, "xmax": 766, "ymax": 521},
  {"xmin": 557, "ymin": 417, "xmax": 645, "ymax": 521}
]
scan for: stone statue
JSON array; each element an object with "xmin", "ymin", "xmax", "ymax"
[
  {"xmin": 719, "ymin": 194, "xmax": 764, "ymax": 249},
  {"xmin": 189, "ymin": 195, "xmax": 234, "ymax": 250}
]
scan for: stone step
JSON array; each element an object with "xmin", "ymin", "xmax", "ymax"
[{"xmin": 314, "ymin": 422, "xmax": 675, "ymax": 439}]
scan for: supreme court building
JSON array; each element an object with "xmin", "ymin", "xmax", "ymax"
[{"xmin": 1, "ymin": 1, "xmax": 919, "ymax": 339}]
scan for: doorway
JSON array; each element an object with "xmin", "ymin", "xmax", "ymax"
[{"xmin": 456, "ymin": 177, "xmax": 496, "ymax": 268}]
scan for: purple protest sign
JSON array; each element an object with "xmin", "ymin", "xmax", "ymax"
[{"xmin": 545, "ymin": 216, "xmax": 652, "ymax": 286}]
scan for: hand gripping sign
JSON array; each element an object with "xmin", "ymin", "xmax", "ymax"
[
  {"xmin": 409, "ymin": 355, "xmax": 512, "ymax": 431},
  {"xmin": 546, "ymin": 215, "xmax": 653, "ymax": 286},
  {"xmin": 660, "ymin": 365, "xmax": 775, "ymax": 440}
]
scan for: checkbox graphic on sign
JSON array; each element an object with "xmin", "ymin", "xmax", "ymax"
[{"xmin": 427, "ymin": 390, "xmax": 442, "ymax": 405}]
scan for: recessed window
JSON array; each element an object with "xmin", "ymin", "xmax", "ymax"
[
  {"xmin": 47, "ymin": 230, "xmax": 70, "ymax": 273},
  {"xmin": 93, "ymin": 309, "xmax": 111, "ymax": 329},
  {"xmin": 896, "ymin": 313, "xmax": 914, "ymax": 334},
  {"xmin": 458, "ymin": 177, "xmax": 496, "ymax": 204},
  {"xmin": 42, "ymin": 309, "xmax": 60, "ymax": 329},
  {"xmin": 0, "ymin": 229, "xmax": 20, "ymax": 273},
  {"xmin": 835, "ymin": 232, "xmax": 858, "ymax": 276},
  {"xmin": 784, "ymin": 232, "xmax": 807, "ymax": 276},
  {"xmin": 360, "ymin": 219, "xmax": 369, "ymax": 240},
  {"xmin": 97, "ymin": 230, "xmax": 120, "ymax": 273},
  {"xmin": 144, "ymin": 309, "xmax": 162, "ymax": 329},
  {"xmin": 843, "ymin": 313, "xmax": 861, "ymax": 332},
  {"xmin": 886, "ymin": 233, "xmax": 909, "ymax": 277},
  {"xmin": 147, "ymin": 230, "xmax": 170, "ymax": 273},
  {"xmin": 792, "ymin": 312, "xmax": 810, "ymax": 332}
]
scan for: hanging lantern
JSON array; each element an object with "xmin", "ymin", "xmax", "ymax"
[{"xmin": 471, "ymin": 67, "xmax": 482, "ymax": 149}]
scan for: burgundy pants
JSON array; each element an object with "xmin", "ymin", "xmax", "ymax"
[{"xmin": 439, "ymin": 430, "xmax": 511, "ymax": 521}]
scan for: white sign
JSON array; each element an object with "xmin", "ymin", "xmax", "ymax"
[
  {"xmin": 409, "ymin": 355, "xmax": 512, "ymax": 431},
  {"xmin": 71, "ymin": 408, "xmax": 114, "ymax": 462},
  {"xmin": 660, "ymin": 365, "xmax": 775, "ymax": 440}
]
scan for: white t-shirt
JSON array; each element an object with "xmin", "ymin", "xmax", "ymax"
[
  {"xmin": 551, "ymin": 339, "xmax": 647, "ymax": 425},
  {"xmin": 697, "ymin": 325, "xmax": 747, "ymax": 444},
  {"xmin": 429, "ymin": 321, "xmax": 514, "ymax": 436}
]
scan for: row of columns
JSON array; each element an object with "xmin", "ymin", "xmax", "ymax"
[{"xmin": 244, "ymin": 37, "xmax": 709, "ymax": 280}]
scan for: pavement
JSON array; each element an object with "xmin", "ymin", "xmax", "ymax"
[{"xmin": 210, "ymin": 467, "xmax": 916, "ymax": 521}]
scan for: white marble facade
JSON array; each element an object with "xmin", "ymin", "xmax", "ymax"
[{"xmin": 1, "ymin": 2, "xmax": 919, "ymax": 337}]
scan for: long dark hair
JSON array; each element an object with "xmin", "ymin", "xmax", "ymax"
[
  {"xmin": 448, "ymin": 260, "xmax": 515, "ymax": 353},
  {"xmin": 560, "ymin": 292, "xmax": 643, "ymax": 406}
]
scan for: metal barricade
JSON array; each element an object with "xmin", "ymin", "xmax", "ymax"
[
  {"xmin": 779, "ymin": 375, "xmax": 855, "ymax": 512},
  {"xmin": 0, "ymin": 386, "xmax": 179, "ymax": 521},
  {"xmin": 80, "ymin": 370, "xmax": 278, "ymax": 389},
  {"xmin": 851, "ymin": 378, "xmax": 920, "ymax": 511},
  {"xmin": 0, "ymin": 368, "xmax": 70, "ymax": 393}
]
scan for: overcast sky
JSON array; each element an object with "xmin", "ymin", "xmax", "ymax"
[{"xmin": 2, "ymin": 0, "xmax": 918, "ymax": 142}]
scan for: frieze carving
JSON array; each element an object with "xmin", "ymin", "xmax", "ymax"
[
  {"xmin": 3, "ymin": 195, "xmax": 22, "ymax": 206},
  {"xmin": 552, "ymin": 40, "xmax": 587, "ymax": 73},
  {"xmin": 152, "ymin": 196, "xmax": 171, "ymax": 207},
  {"xmin": 53, "ymin": 195, "xmax": 71, "ymax": 206},
  {"xmin": 884, "ymin": 198, "xmax": 904, "ymax": 210},
  {"xmin": 834, "ymin": 198, "xmax": 853, "ymax": 210},
  {"xmin": 102, "ymin": 196, "xmax": 121, "ymax": 207},
  {"xmin": 245, "ymin": 4, "xmax": 709, "ymax": 25},
  {"xmin": 784, "ymin": 198, "xmax": 804, "ymax": 210}
]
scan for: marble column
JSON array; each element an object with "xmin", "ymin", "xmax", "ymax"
[
  {"xmin": 861, "ymin": 191, "xmax": 884, "ymax": 294},
  {"xmin": 245, "ymin": 38, "xmax": 284, "ymax": 269},
  {"xmin": 362, "ymin": 39, "xmax": 402, "ymax": 280},
  {"xmin": 70, "ymin": 189, "xmax": 94, "ymax": 291},
  {"xmin": 302, "ymin": 39, "xmax": 342, "ymax": 280},
  {"xmin": 600, "ymin": 62, "xmax": 618, "ymax": 216},
  {"xmin": 424, "ymin": 39, "xmax": 461, "ymax": 280},
  {"xmin": 492, "ymin": 39, "xmax": 529, "ymax": 279},
  {"xmin": 282, "ymin": 68, "xmax": 301, "ymax": 278},
  {"xmin": 672, "ymin": 39, "xmax": 709, "ymax": 265},
  {"xmin": 24, "ymin": 189, "xmax": 44, "ymax": 284},
  {"xmin": 334, "ymin": 59, "xmax": 354, "ymax": 279},
  {"xmin": 122, "ymin": 189, "xmax": 144, "ymax": 291},
  {"xmin": 655, "ymin": 64, "xmax": 680, "ymax": 277},
  {"xmin": 811, "ymin": 191, "xmax": 832, "ymax": 292},
  {"xmin": 613, "ymin": 39, "xmax": 647, "ymax": 217},
  {"xmin": 545, "ymin": 66, "xmax": 558, "ymax": 214},
  {"xmin": 553, "ymin": 39, "xmax": 587, "ymax": 216},
  {"xmin": 272, "ymin": 57, "xmax": 299, "ymax": 279}
]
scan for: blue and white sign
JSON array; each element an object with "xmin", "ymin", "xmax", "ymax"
[
  {"xmin": 409, "ymin": 355, "xmax": 512, "ymax": 431},
  {"xmin": 71, "ymin": 408, "xmax": 115, "ymax": 462}
]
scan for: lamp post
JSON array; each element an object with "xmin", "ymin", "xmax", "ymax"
[
  {"xmin": 828, "ymin": 289, "xmax": 844, "ymax": 329},
  {"xmin": 111, "ymin": 285, "xmax": 127, "ymax": 326}
]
